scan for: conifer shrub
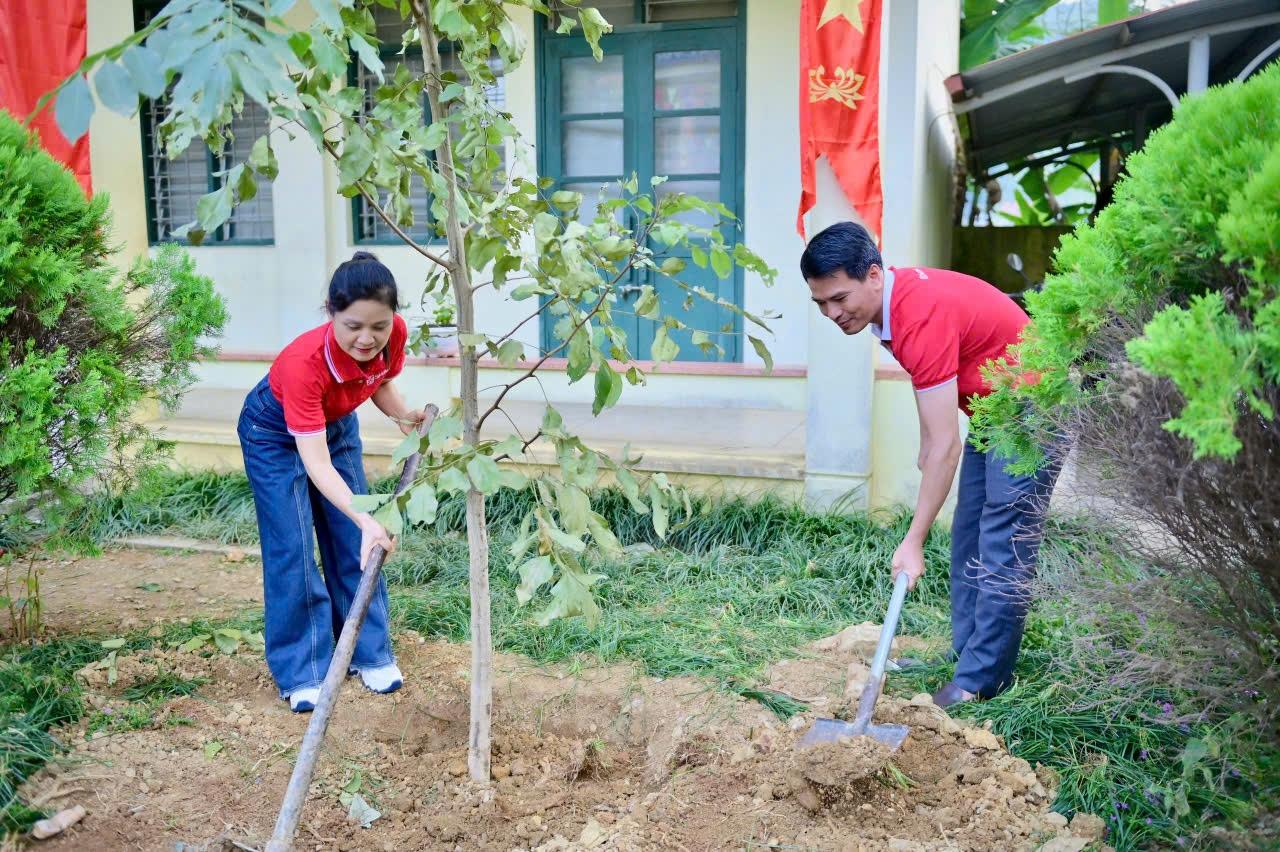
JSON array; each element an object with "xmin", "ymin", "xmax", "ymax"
[
  {"xmin": 969, "ymin": 66, "xmax": 1280, "ymax": 724},
  {"xmin": 0, "ymin": 110, "xmax": 227, "ymax": 510}
]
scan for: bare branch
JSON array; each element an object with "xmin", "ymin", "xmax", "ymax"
[
  {"xmin": 493, "ymin": 295, "xmax": 560, "ymax": 347},
  {"xmin": 318, "ymin": 138, "xmax": 452, "ymax": 271}
]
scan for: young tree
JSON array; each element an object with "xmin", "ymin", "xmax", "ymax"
[{"xmin": 49, "ymin": 0, "xmax": 776, "ymax": 780}]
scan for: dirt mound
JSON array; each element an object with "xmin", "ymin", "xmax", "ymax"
[{"xmin": 19, "ymin": 631, "xmax": 1108, "ymax": 851}]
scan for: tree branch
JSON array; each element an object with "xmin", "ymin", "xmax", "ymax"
[
  {"xmin": 476, "ymin": 289, "xmax": 610, "ymax": 431},
  {"xmin": 319, "ymin": 138, "xmax": 452, "ymax": 271},
  {"xmin": 492, "ymin": 295, "xmax": 560, "ymax": 347}
]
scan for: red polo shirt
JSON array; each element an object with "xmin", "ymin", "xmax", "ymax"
[
  {"xmin": 873, "ymin": 267, "xmax": 1028, "ymax": 416},
  {"xmin": 268, "ymin": 314, "xmax": 408, "ymax": 436}
]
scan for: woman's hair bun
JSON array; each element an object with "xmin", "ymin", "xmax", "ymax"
[{"xmin": 351, "ymin": 250, "xmax": 379, "ymax": 262}]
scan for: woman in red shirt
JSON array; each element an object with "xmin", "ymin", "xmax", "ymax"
[{"xmin": 237, "ymin": 251, "xmax": 427, "ymax": 712}]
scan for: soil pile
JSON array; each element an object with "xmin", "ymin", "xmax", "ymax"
[{"xmin": 20, "ymin": 631, "xmax": 1110, "ymax": 851}]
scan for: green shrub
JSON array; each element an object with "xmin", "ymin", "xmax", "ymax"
[
  {"xmin": 971, "ymin": 64, "xmax": 1279, "ymax": 464},
  {"xmin": 0, "ymin": 109, "xmax": 227, "ymax": 509},
  {"xmin": 968, "ymin": 68, "xmax": 1280, "ymax": 731}
]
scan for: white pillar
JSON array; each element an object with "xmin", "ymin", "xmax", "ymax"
[
  {"xmin": 801, "ymin": 0, "xmax": 927, "ymax": 511},
  {"xmin": 1188, "ymin": 34, "xmax": 1210, "ymax": 94},
  {"xmin": 803, "ymin": 159, "xmax": 876, "ymax": 510}
]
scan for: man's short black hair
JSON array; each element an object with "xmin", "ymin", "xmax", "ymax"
[{"xmin": 799, "ymin": 221, "xmax": 882, "ymax": 281}]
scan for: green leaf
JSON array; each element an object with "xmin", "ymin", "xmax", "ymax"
[
  {"xmin": 405, "ymin": 482, "xmax": 438, "ymax": 526},
  {"xmin": 550, "ymin": 189, "xmax": 581, "ymax": 210},
  {"xmin": 287, "ymin": 30, "xmax": 312, "ymax": 62},
  {"xmin": 101, "ymin": 638, "xmax": 127, "ymax": 650},
  {"xmin": 55, "ymin": 74, "xmax": 94, "ymax": 143},
  {"xmin": 510, "ymin": 283, "xmax": 542, "ymax": 301},
  {"xmin": 566, "ymin": 325, "xmax": 591, "ymax": 381},
  {"xmin": 422, "ymin": 121, "xmax": 448, "ymax": 151},
  {"xmin": 467, "ymin": 455, "xmax": 502, "ymax": 494},
  {"xmin": 391, "ymin": 431, "xmax": 421, "ymax": 465},
  {"xmin": 438, "ymin": 466, "xmax": 471, "ymax": 494},
  {"xmin": 349, "ymin": 33, "xmax": 384, "ymax": 82},
  {"xmin": 236, "ymin": 166, "xmax": 258, "ymax": 203},
  {"xmin": 203, "ymin": 740, "xmax": 224, "ymax": 759},
  {"xmin": 497, "ymin": 468, "xmax": 528, "ymax": 490},
  {"xmin": 592, "ymin": 361, "xmax": 622, "ymax": 416},
  {"xmin": 497, "ymin": 339, "xmax": 524, "ymax": 367},
  {"xmin": 649, "ymin": 480, "xmax": 668, "ymax": 539},
  {"xmin": 213, "ymin": 631, "xmax": 241, "ymax": 655},
  {"xmin": 690, "ymin": 245, "xmax": 708, "ymax": 268},
  {"xmin": 350, "ymin": 494, "xmax": 390, "ymax": 513},
  {"xmin": 633, "ymin": 285, "xmax": 659, "ymax": 319},
  {"xmin": 94, "ymin": 61, "xmax": 138, "ymax": 115},
  {"xmin": 122, "ymin": 44, "xmax": 166, "ymax": 99},
  {"xmin": 137, "ymin": 582, "xmax": 164, "ymax": 593},
  {"xmin": 339, "ymin": 123, "xmax": 374, "ymax": 188},
  {"xmin": 555, "ymin": 483, "xmax": 591, "ymax": 536},
  {"xmin": 544, "ymin": 522, "xmax": 586, "ymax": 554},
  {"xmin": 308, "ymin": 32, "xmax": 347, "ymax": 77},
  {"xmin": 578, "ymin": 8, "xmax": 613, "ymax": 60},
  {"xmin": 458, "ymin": 332, "xmax": 488, "ymax": 348},
  {"xmin": 748, "ymin": 335, "xmax": 774, "ymax": 373},
  {"xmin": 516, "ymin": 555, "xmax": 554, "ymax": 604},
  {"xmin": 710, "ymin": 245, "xmax": 733, "ymax": 279},
  {"xmin": 586, "ymin": 511, "xmax": 622, "ymax": 557},
  {"xmin": 249, "ymin": 135, "xmax": 279, "ymax": 180},
  {"xmin": 659, "ymin": 256, "xmax": 686, "ymax": 276},
  {"xmin": 650, "ymin": 325, "xmax": 679, "ymax": 362},
  {"xmin": 310, "ymin": 0, "xmax": 344, "ymax": 30},
  {"xmin": 428, "ymin": 415, "xmax": 463, "ymax": 446},
  {"xmin": 178, "ymin": 634, "xmax": 210, "ymax": 653},
  {"xmin": 196, "ymin": 185, "xmax": 234, "ymax": 233},
  {"xmin": 615, "ymin": 467, "xmax": 648, "ymax": 514},
  {"xmin": 372, "ymin": 499, "xmax": 403, "ymax": 541}
]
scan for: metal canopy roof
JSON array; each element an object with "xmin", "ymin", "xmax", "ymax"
[{"xmin": 947, "ymin": 0, "xmax": 1280, "ymax": 176}]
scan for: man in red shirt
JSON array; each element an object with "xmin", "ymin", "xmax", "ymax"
[{"xmin": 801, "ymin": 221, "xmax": 1063, "ymax": 707}]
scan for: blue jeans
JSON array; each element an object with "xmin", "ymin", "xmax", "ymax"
[
  {"xmin": 237, "ymin": 378, "xmax": 395, "ymax": 698},
  {"xmin": 949, "ymin": 440, "xmax": 1063, "ymax": 697}
]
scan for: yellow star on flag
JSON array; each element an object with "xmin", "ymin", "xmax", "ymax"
[{"xmin": 818, "ymin": 0, "xmax": 865, "ymax": 32}]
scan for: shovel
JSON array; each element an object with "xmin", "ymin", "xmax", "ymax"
[{"xmin": 800, "ymin": 570, "xmax": 911, "ymax": 751}]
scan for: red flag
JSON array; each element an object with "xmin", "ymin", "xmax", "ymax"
[
  {"xmin": 0, "ymin": 0, "xmax": 91, "ymax": 193},
  {"xmin": 797, "ymin": 0, "xmax": 883, "ymax": 240}
]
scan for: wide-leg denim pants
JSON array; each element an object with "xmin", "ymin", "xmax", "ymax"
[
  {"xmin": 237, "ymin": 378, "xmax": 395, "ymax": 698},
  {"xmin": 949, "ymin": 440, "xmax": 1063, "ymax": 697}
]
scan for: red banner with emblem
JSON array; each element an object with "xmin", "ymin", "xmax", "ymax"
[
  {"xmin": 797, "ymin": 0, "xmax": 883, "ymax": 240},
  {"xmin": 0, "ymin": 0, "xmax": 91, "ymax": 193}
]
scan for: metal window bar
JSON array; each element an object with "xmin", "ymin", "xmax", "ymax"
[
  {"xmin": 137, "ymin": 1, "xmax": 274, "ymax": 243},
  {"xmin": 355, "ymin": 9, "xmax": 507, "ymax": 243}
]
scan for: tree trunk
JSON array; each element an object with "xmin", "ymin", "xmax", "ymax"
[{"xmin": 415, "ymin": 0, "xmax": 492, "ymax": 782}]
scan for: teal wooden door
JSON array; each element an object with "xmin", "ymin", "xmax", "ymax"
[{"xmin": 540, "ymin": 23, "xmax": 742, "ymax": 362}]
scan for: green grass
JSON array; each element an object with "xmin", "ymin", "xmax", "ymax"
[
  {"xmin": 5, "ymin": 471, "xmax": 1277, "ymax": 849},
  {"xmin": 0, "ymin": 614, "xmax": 259, "ymax": 833}
]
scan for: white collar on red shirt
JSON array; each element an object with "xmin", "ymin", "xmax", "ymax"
[
  {"xmin": 323, "ymin": 323, "xmax": 385, "ymax": 384},
  {"xmin": 869, "ymin": 266, "xmax": 895, "ymax": 342}
]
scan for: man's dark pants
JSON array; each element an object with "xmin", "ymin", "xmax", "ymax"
[{"xmin": 949, "ymin": 440, "xmax": 1064, "ymax": 697}]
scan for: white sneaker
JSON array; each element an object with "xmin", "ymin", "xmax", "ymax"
[
  {"xmin": 352, "ymin": 663, "xmax": 403, "ymax": 694},
  {"xmin": 288, "ymin": 687, "xmax": 321, "ymax": 713}
]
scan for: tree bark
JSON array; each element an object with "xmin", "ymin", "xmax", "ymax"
[{"xmin": 414, "ymin": 0, "xmax": 492, "ymax": 782}]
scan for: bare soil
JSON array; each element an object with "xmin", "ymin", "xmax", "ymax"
[
  {"xmin": 4, "ymin": 547, "xmax": 260, "ymax": 637},
  {"xmin": 14, "ymin": 548, "xmax": 1108, "ymax": 850}
]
